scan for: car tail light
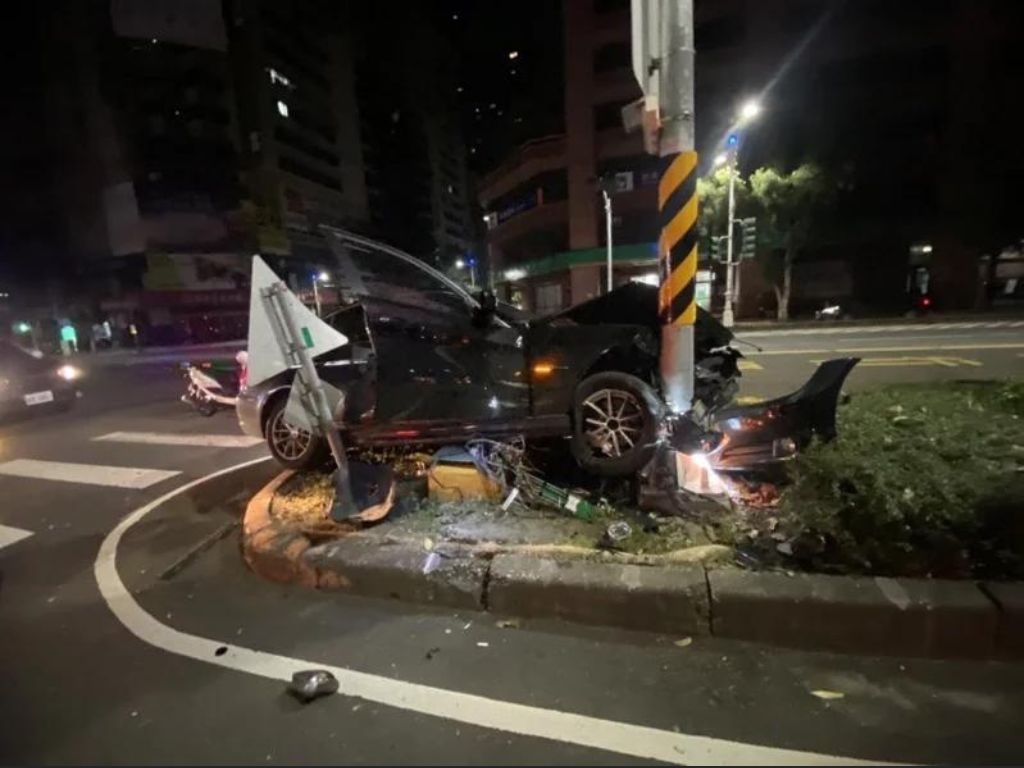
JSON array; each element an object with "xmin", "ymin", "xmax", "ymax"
[{"xmin": 920, "ymin": 296, "xmax": 931, "ymax": 308}]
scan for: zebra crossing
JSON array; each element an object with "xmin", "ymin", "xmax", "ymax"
[
  {"xmin": 740, "ymin": 320, "xmax": 1024, "ymax": 338},
  {"xmin": 0, "ymin": 429, "xmax": 264, "ymax": 549}
]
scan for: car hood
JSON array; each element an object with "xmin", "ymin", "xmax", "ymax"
[{"xmin": 533, "ymin": 282, "xmax": 733, "ymax": 352}]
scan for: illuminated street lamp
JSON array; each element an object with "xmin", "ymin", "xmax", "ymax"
[
  {"xmin": 455, "ymin": 258, "xmax": 465, "ymax": 269},
  {"xmin": 312, "ymin": 271, "xmax": 329, "ymax": 316},
  {"xmin": 721, "ymin": 100, "xmax": 763, "ymax": 328}
]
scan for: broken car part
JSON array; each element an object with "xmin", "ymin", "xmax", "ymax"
[{"xmin": 288, "ymin": 670, "xmax": 339, "ymax": 703}]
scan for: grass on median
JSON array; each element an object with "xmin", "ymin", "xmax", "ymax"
[{"xmin": 777, "ymin": 380, "xmax": 1024, "ymax": 579}]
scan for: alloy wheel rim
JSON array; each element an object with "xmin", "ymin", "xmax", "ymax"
[
  {"xmin": 581, "ymin": 388, "xmax": 644, "ymax": 458},
  {"xmin": 270, "ymin": 410, "xmax": 311, "ymax": 460}
]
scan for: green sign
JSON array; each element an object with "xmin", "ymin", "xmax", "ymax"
[{"xmin": 300, "ymin": 326, "xmax": 314, "ymax": 348}]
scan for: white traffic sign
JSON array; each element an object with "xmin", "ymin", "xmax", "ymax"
[{"xmin": 246, "ymin": 256, "xmax": 349, "ymax": 388}]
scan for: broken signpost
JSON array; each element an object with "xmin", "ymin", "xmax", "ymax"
[{"xmin": 247, "ymin": 255, "xmax": 393, "ymax": 522}]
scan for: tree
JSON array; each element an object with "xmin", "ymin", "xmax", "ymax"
[
  {"xmin": 697, "ymin": 166, "xmax": 749, "ymax": 246},
  {"xmin": 748, "ymin": 163, "xmax": 831, "ymax": 320}
]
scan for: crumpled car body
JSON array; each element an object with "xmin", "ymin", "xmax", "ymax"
[{"xmin": 237, "ymin": 229, "xmax": 856, "ymax": 473}]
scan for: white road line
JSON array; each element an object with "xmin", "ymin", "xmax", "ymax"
[
  {"xmin": 94, "ymin": 459, "xmax": 884, "ymax": 767},
  {"xmin": 741, "ymin": 321, "xmax": 1016, "ymax": 338},
  {"xmin": 94, "ymin": 431, "xmax": 263, "ymax": 449},
  {"xmin": 0, "ymin": 459, "xmax": 180, "ymax": 489},
  {"xmin": 0, "ymin": 523, "xmax": 33, "ymax": 551}
]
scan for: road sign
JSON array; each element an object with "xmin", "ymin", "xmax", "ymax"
[
  {"xmin": 630, "ymin": 0, "xmax": 661, "ymax": 100},
  {"xmin": 246, "ymin": 256, "xmax": 349, "ymax": 388}
]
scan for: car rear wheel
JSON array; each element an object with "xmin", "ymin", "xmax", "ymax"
[
  {"xmin": 570, "ymin": 371, "xmax": 664, "ymax": 477},
  {"xmin": 265, "ymin": 397, "xmax": 328, "ymax": 470}
]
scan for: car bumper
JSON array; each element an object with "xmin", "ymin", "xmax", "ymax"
[
  {"xmin": 0, "ymin": 384, "xmax": 78, "ymax": 419},
  {"xmin": 236, "ymin": 388, "xmax": 263, "ymax": 438}
]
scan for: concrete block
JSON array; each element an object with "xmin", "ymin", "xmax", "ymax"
[
  {"xmin": 983, "ymin": 581, "xmax": 1024, "ymax": 659},
  {"xmin": 302, "ymin": 538, "xmax": 487, "ymax": 610},
  {"xmin": 488, "ymin": 555, "xmax": 709, "ymax": 635},
  {"xmin": 709, "ymin": 569, "xmax": 998, "ymax": 659}
]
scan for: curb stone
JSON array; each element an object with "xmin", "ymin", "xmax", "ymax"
[{"xmin": 242, "ymin": 469, "xmax": 1022, "ymax": 659}]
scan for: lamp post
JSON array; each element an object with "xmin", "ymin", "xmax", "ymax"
[
  {"xmin": 717, "ymin": 99, "xmax": 760, "ymax": 328},
  {"xmin": 313, "ymin": 270, "xmax": 329, "ymax": 317},
  {"xmin": 601, "ymin": 189, "xmax": 613, "ymax": 292}
]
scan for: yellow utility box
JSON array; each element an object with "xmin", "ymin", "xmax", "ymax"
[{"xmin": 428, "ymin": 462, "xmax": 502, "ymax": 502}]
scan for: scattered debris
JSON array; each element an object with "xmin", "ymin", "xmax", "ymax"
[
  {"xmin": 810, "ymin": 689, "xmax": 845, "ymax": 701},
  {"xmin": 673, "ymin": 637, "xmax": 693, "ymax": 648},
  {"xmin": 496, "ymin": 619, "xmax": 520, "ymax": 630},
  {"xmin": 606, "ymin": 520, "xmax": 632, "ymax": 541},
  {"xmin": 422, "ymin": 551, "xmax": 441, "ymax": 575},
  {"xmin": 423, "ymin": 537, "xmax": 434, "ymax": 551},
  {"xmin": 463, "ymin": 621, "xmax": 473, "ymax": 630},
  {"xmin": 444, "ymin": 628, "xmax": 452, "ymax": 634},
  {"xmin": 288, "ymin": 670, "xmax": 340, "ymax": 703},
  {"xmin": 476, "ymin": 641, "xmax": 489, "ymax": 648},
  {"xmin": 424, "ymin": 647, "xmax": 440, "ymax": 661}
]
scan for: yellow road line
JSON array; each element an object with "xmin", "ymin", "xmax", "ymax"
[
  {"xmin": 738, "ymin": 359, "xmax": 763, "ymax": 371},
  {"xmin": 734, "ymin": 395, "xmax": 764, "ymax": 404},
  {"xmin": 756, "ymin": 342, "xmax": 1024, "ymax": 356}
]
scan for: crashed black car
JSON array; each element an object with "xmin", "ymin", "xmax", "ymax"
[{"xmin": 238, "ymin": 230, "xmax": 856, "ymax": 476}]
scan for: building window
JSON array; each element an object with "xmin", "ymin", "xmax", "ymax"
[
  {"xmin": 593, "ymin": 42, "xmax": 630, "ymax": 74},
  {"xmin": 535, "ymin": 283, "xmax": 563, "ymax": 313},
  {"xmin": 277, "ymin": 100, "xmax": 290, "ymax": 118},
  {"xmin": 268, "ymin": 67, "xmax": 293, "ymax": 88}
]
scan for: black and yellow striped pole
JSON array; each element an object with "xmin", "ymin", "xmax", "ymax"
[{"xmin": 655, "ymin": 0, "xmax": 697, "ymax": 414}]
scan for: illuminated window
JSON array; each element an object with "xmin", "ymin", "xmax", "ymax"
[
  {"xmin": 276, "ymin": 100, "xmax": 289, "ymax": 118},
  {"xmin": 267, "ymin": 68, "xmax": 292, "ymax": 88}
]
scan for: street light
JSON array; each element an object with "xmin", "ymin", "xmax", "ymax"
[
  {"xmin": 739, "ymin": 99, "xmax": 762, "ymax": 123},
  {"xmin": 721, "ymin": 102, "xmax": 762, "ymax": 328},
  {"xmin": 714, "ymin": 153, "xmax": 728, "ymax": 168},
  {"xmin": 312, "ymin": 271, "xmax": 329, "ymax": 316},
  {"xmin": 455, "ymin": 258, "xmax": 465, "ymax": 269}
]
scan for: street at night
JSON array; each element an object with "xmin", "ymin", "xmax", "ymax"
[
  {"xmin": 0, "ymin": 324, "xmax": 1021, "ymax": 763},
  {"xmin": 3, "ymin": 0, "xmax": 1024, "ymax": 764}
]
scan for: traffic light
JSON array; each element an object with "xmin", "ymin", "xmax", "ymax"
[
  {"xmin": 709, "ymin": 235, "xmax": 725, "ymax": 262},
  {"xmin": 740, "ymin": 217, "xmax": 757, "ymax": 259}
]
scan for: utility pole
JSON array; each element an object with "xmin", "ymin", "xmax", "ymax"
[
  {"xmin": 312, "ymin": 276, "xmax": 322, "ymax": 317},
  {"xmin": 722, "ymin": 148, "xmax": 737, "ymax": 327},
  {"xmin": 602, "ymin": 188, "xmax": 614, "ymax": 292},
  {"xmin": 655, "ymin": 0, "xmax": 697, "ymax": 413}
]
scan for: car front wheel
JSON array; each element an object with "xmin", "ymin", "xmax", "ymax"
[
  {"xmin": 570, "ymin": 371, "xmax": 664, "ymax": 477},
  {"xmin": 264, "ymin": 397, "xmax": 328, "ymax": 470}
]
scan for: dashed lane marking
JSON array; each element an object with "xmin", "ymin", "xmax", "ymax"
[
  {"xmin": 0, "ymin": 459, "xmax": 180, "ymax": 489},
  {"xmin": 94, "ymin": 431, "xmax": 263, "ymax": 449},
  {"xmin": 737, "ymin": 359, "xmax": 763, "ymax": 371},
  {"xmin": 0, "ymin": 523, "xmax": 33, "ymax": 551},
  {"xmin": 95, "ymin": 458, "xmax": 883, "ymax": 767}
]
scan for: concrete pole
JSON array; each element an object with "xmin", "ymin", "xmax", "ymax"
[
  {"xmin": 722, "ymin": 151, "xmax": 737, "ymax": 327},
  {"xmin": 603, "ymin": 189, "xmax": 613, "ymax": 292},
  {"xmin": 657, "ymin": 0, "xmax": 697, "ymax": 414}
]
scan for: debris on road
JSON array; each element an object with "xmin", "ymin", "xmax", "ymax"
[
  {"xmin": 673, "ymin": 637, "xmax": 693, "ymax": 648},
  {"xmin": 810, "ymin": 689, "xmax": 845, "ymax": 701},
  {"xmin": 288, "ymin": 670, "xmax": 340, "ymax": 703},
  {"xmin": 424, "ymin": 647, "xmax": 440, "ymax": 661},
  {"xmin": 476, "ymin": 641, "xmax": 489, "ymax": 648},
  {"xmin": 495, "ymin": 619, "xmax": 520, "ymax": 629}
]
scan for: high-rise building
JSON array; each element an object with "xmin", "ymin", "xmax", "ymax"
[
  {"xmin": 354, "ymin": 5, "xmax": 475, "ymax": 269},
  {"xmin": 482, "ymin": 0, "xmax": 1023, "ymax": 315}
]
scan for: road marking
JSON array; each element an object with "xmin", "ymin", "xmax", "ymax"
[
  {"xmin": 756, "ymin": 342, "xmax": 1024, "ymax": 356},
  {"xmin": 741, "ymin": 320, "xmax": 1021, "ymax": 338},
  {"xmin": 810, "ymin": 356, "xmax": 983, "ymax": 368},
  {"xmin": 0, "ymin": 459, "xmax": 180, "ymax": 489},
  {"xmin": 0, "ymin": 523, "xmax": 33, "ymax": 551},
  {"xmin": 737, "ymin": 359, "xmax": 762, "ymax": 371},
  {"xmin": 95, "ymin": 458, "xmax": 881, "ymax": 767},
  {"xmin": 94, "ymin": 431, "xmax": 263, "ymax": 449},
  {"xmin": 734, "ymin": 395, "xmax": 765, "ymax": 404}
]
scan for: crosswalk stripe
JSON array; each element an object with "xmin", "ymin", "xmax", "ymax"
[
  {"xmin": 0, "ymin": 523, "xmax": 33, "ymax": 551},
  {"xmin": 0, "ymin": 459, "xmax": 179, "ymax": 489},
  {"xmin": 94, "ymin": 431, "xmax": 263, "ymax": 449}
]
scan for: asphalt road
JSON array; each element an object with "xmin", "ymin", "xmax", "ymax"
[
  {"xmin": 737, "ymin": 319, "xmax": 1024, "ymax": 401},
  {"xmin": 1, "ymin": 324, "xmax": 1023, "ymax": 764}
]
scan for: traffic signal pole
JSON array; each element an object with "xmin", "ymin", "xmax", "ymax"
[{"xmin": 656, "ymin": 0, "xmax": 697, "ymax": 414}]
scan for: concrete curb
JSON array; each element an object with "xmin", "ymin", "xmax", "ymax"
[{"xmin": 242, "ymin": 470, "xmax": 1023, "ymax": 660}]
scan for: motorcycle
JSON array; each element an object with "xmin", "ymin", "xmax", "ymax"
[{"xmin": 181, "ymin": 351, "xmax": 247, "ymax": 417}]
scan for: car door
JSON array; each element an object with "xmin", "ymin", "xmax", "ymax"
[{"xmin": 325, "ymin": 232, "xmax": 529, "ymax": 424}]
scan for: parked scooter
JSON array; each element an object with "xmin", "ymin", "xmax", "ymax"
[{"xmin": 181, "ymin": 351, "xmax": 248, "ymax": 416}]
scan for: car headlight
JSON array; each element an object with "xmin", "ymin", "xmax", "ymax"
[{"xmin": 57, "ymin": 364, "xmax": 81, "ymax": 382}]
